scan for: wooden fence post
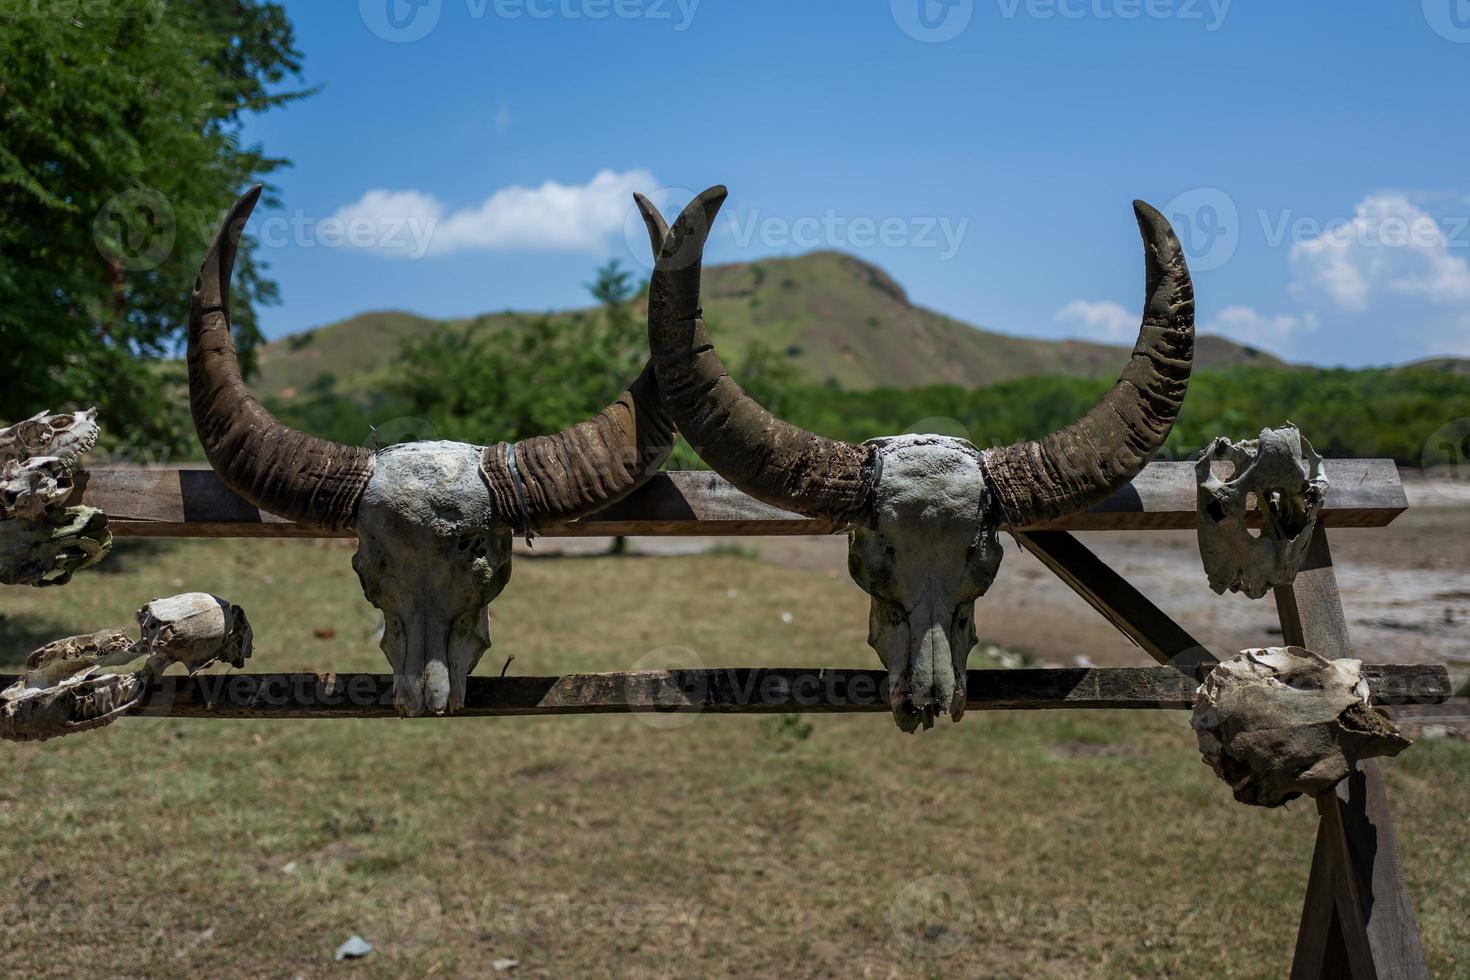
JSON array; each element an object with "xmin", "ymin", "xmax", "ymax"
[{"xmin": 1276, "ymin": 526, "xmax": 1429, "ymax": 980}]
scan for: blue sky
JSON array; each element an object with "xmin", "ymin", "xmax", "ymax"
[{"xmin": 237, "ymin": 0, "xmax": 1470, "ymax": 366}]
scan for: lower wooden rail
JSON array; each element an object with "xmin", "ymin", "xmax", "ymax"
[{"xmin": 9, "ymin": 664, "xmax": 1448, "ymax": 719}]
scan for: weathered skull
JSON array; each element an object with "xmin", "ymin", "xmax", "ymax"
[
  {"xmin": 138, "ymin": 592, "xmax": 253, "ymax": 674},
  {"xmin": 352, "ymin": 442, "xmax": 510, "ymax": 716},
  {"xmin": 847, "ymin": 436, "xmax": 1002, "ymax": 731},
  {"xmin": 0, "ymin": 506, "xmax": 112, "ymax": 586},
  {"xmin": 636, "ymin": 186, "xmax": 1195, "ymax": 731},
  {"xmin": 1196, "ymin": 425, "xmax": 1328, "ymax": 599},
  {"xmin": 2, "ymin": 593, "xmax": 252, "ymax": 742},
  {"xmin": 186, "ymin": 189, "xmax": 672, "ymax": 716},
  {"xmin": 0, "ymin": 408, "xmax": 100, "ymax": 468},
  {"xmin": 1191, "ymin": 647, "xmax": 1410, "ymax": 807},
  {"xmin": 0, "ymin": 407, "xmax": 111, "ymax": 585},
  {"xmin": 0, "ymin": 456, "xmax": 75, "ymax": 520},
  {"xmin": 1, "ymin": 666, "xmax": 146, "ymax": 743}
]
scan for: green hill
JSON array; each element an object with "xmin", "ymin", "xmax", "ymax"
[{"xmin": 255, "ymin": 250, "xmax": 1285, "ymax": 403}]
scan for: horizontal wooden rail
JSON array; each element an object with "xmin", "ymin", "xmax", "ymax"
[
  {"xmin": 71, "ymin": 459, "xmax": 1407, "ymax": 538},
  {"xmin": 4, "ymin": 664, "xmax": 1447, "ymax": 719}
]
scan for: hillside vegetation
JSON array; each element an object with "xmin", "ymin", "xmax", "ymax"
[
  {"xmin": 255, "ymin": 251, "xmax": 1283, "ymax": 403},
  {"xmin": 774, "ymin": 364, "xmax": 1470, "ymax": 465},
  {"xmin": 254, "ymin": 251, "xmax": 1469, "ymax": 467}
]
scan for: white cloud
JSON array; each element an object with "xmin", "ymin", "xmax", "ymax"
[
  {"xmin": 1060, "ymin": 299, "xmax": 1315, "ymax": 354},
  {"xmin": 1289, "ymin": 193, "xmax": 1470, "ymax": 311},
  {"xmin": 1207, "ymin": 305, "xmax": 1317, "ymax": 349},
  {"xmin": 1055, "ymin": 299, "xmax": 1136, "ymax": 340},
  {"xmin": 332, "ymin": 169, "xmax": 655, "ymax": 258}
]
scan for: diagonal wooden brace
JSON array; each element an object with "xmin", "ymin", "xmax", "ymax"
[{"xmin": 1016, "ymin": 530, "xmax": 1218, "ymax": 673}]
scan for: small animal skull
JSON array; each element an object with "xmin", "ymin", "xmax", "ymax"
[
  {"xmin": 847, "ymin": 436, "xmax": 1002, "ymax": 731},
  {"xmin": 0, "ymin": 457, "xmax": 75, "ymax": 520},
  {"xmin": 138, "ymin": 593, "xmax": 253, "ymax": 674},
  {"xmin": 1196, "ymin": 425, "xmax": 1328, "ymax": 599},
  {"xmin": 0, "ymin": 408, "xmax": 100, "ymax": 468},
  {"xmin": 1191, "ymin": 647, "xmax": 1410, "ymax": 807},
  {"xmin": 1, "ymin": 593, "xmax": 252, "ymax": 742},
  {"xmin": 351, "ymin": 442, "xmax": 510, "ymax": 717},
  {"xmin": 0, "ymin": 407, "xmax": 111, "ymax": 584}
]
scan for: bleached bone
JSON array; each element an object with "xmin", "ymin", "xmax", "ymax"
[
  {"xmin": 0, "ymin": 669, "xmax": 147, "ymax": 743},
  {"xmin": 1190, "ymin": 647, "xmax": 1410, "ymax": 808},
  {"xmin": 1196, "ymin": 424, "xmax": 1328, "ymax": 599},
  {"xmin": 137, "ymin": 592, "xmax": 252, "ymax": 674},
  {"xmin": 1, "ymin": 629, "xmax": 147, "ymax": 743},
  {"xmin": 0, "ymin": 407, "xmax": 111, "ymax": 585},
  {"xmin": 13, "ymin": 628, "xmax": 137, "ymax": 688},
  {"xmin": 1, "ymin": 593, "xmax": 252, "ymax": 742},
  {"xmin": 0, "ymin": 408, "xmax": 99, "ymax": 469},
  {"xmin": 0, "ymin": 457, "xmax": 75, "ymax": 520}
]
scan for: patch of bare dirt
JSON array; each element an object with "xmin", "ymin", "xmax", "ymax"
[{"xmin": 544, "ymin": 474, "xmax": 1469, "ymax": 687}]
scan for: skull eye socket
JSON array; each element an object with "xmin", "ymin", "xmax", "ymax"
[
  {"xmin": 487, "ymin": 557, "xmax": 512, "ymax": 600},
  {"xmin": 15, "ymin": 423, "xmax": 49, "ymax": 454}
]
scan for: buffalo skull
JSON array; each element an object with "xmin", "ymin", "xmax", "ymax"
[
  {"xmin": 188, "ymin": 188, "xmax": 673, "ymax": 715},
  {"xmin": 636, "ymin": 187, "xmax": 1195, "ymax": 731}
]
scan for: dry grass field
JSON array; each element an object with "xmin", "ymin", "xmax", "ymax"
[{"xmin": 1, "ymin": 536, "xmax": 1466, "ymax": 978}]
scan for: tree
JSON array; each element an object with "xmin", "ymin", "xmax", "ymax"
[
  {"xmin": 0, "ymin": 2, "xmax": 307, "ymax": 451},
  {"xmin": 395, "ymin": 260, "xmax": 650, "ymax": 446}
]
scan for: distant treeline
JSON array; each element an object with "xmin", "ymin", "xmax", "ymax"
[
  {"xmin": 270, "ymin": 363, "xmax": 1470, "ymax": 468},
  {"xmin": 773, "ymin": 365, "xmax": 1470, "ymax": 465}
]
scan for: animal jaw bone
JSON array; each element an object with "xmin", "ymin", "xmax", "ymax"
[
  {"xmin": 186, "ymin": 188, "xmax": 672, "ymax": 716},
  {"xmin": 1, "ymin": 593, "xmax": 253, "ymax": 742},
  {"xmin": 635, "ymin": 186, "xmax": 1194, "ymax": 731},
  {"xmin": 1190, "ymin": 647, "xmax": 1410, "ymax": 808},
  {"xmin": 1196, "ymin": 424, "xmax": 1328, "ymax": 599}
]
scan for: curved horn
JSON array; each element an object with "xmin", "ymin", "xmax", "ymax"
[
  {"xmin": 479, "ymin": 360, "xmax": 675, "ymax": 532},
  {"xmin": 635, "ymin": 187, "xmax": 874, "ymax": 525},
  {"xmin": 982, "ymin": 201, "xmax": 1195, "ymax": 528},
  {"xmin": 188, "ymin": 187, "xmax": 374, "ymax": 531}
]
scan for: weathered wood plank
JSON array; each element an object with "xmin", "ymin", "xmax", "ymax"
[
  {"xmin": 1281, "ymin": 528, "xmax": 1431, "ymax": 980},
  {"xmin": 1016, "ymin": 530, "xmax": 1217, "ymax": 670},
  {"xmin": 69, "ymin": 459, "xmax": 1407, "ymax": 539},
  {"xmin": 0, "ymin": 664, "xmax": 1446, "ymax": 720}
]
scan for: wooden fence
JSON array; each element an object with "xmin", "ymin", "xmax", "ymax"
[{"xmin": 30, "ymin": 459, "xmax": 1451, "ymax": 977}]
